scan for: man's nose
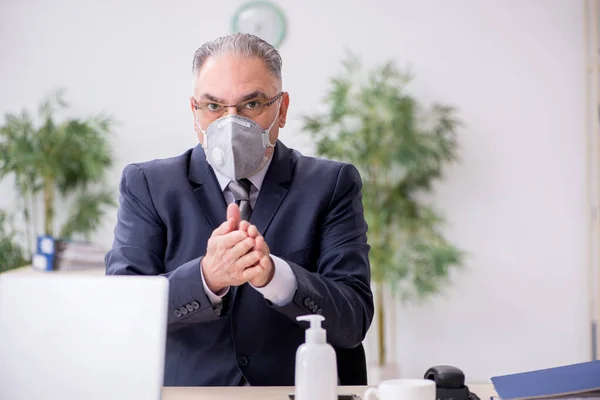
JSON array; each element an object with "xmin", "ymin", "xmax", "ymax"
[{"xmin": 225, "ymin": 105, "xmax": 239, "ymax": 116}]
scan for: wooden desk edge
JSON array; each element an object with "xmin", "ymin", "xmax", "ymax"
[{"xmin": 160, "ymin": 383, "xmax": 496, "ymax": 400}]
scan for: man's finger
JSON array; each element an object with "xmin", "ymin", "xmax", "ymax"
[
  {"xmin": 258, "ymin": 254, "xmax": 272, "ymax": 269},
  {"xmin": 241, "ymin": 263, "xmax": 265, "ymax": 281},
  {"xmin": 247, "ymin": 224, "xmax": 259, "ymax": 238},
  {"xmin": 227, "ymin": 203, "xmax": 241, "ymax": 229},
  {"xmin": 234, "ymin": 250, "xmax": 263, "ymax": 272},
  {"xmin": 255, "ymin": 235, "xmax": 268, "ymax": 254},
  {"xmin": 239, "ymin": 220, "xmax": 251, "ymax": 233},
  {"xmin": 228, "ymin": 236, "xmax": 255, "ymax": 261},
  {"xmin": 218, "ymin": 230, "xmax": 249, "ymax": 248},
  {"xmin": 211, "ymin": 218, "xmax": 235, "ymax": 238}
]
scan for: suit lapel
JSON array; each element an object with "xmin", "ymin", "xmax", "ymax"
[
  {"xmin": 250, "ymin": 142, "xmax": 293, "ymax": 236},
  {"xmin": 188, "ymin": 144, "xmax": 227, "ymax": 229},
  {"xmin": 188, "ymin": 142, "xmax": 294, "ymax": 235}
]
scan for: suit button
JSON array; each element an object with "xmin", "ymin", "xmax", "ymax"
[
  {"xmin": 186, "ymin": 304, "xmax": 194, "ymax": 312},
  {"xmin": 179, "ymin": 306, "xmax": 188, "ymax": 315},
  {"xmin": 312, "ymin": 305, "xmax": 318, "ymax": 313},
  {"xmin": 191, "ymin": 301, "xmax": 200, "ymax": 309},
  {"xmin": 237, "ymin": 356, "xmax": 248, "ymax": 366},
  {"xmin": 173, "ymin": 310, "xmax": 182, "ymax": 318},
  {"xmin": 316, "ymin": 308, "xmax": 323, "ymax": 315},
  {"xmin": 304, "ymin": 298, "xmax": 310, "ymax": 307}
]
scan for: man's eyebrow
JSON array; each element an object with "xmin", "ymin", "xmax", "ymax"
[
  {"xmin": 198, "ymin": 90, "xmax": 268, "ymax": 104},
  {"xmin": 198, "ymin": 93, "xmax": 226, "ymax": 103},
  {"xmin": 239, "ymin": 90, "xmax": 267, "ymax": 102}
]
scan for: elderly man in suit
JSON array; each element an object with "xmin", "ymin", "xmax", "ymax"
[{"xmin": 105, "ymin": 33, "xmax": 374, "ymax": 387}]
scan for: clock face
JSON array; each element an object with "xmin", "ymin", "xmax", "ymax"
[{"xmin": 231, "ymin": 1, "xmax": 287, "ymax": 48}]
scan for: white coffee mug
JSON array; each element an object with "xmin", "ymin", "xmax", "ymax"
[{"xmin": 364, "ymin": 378, "xmax": 436, "ymax": 400}]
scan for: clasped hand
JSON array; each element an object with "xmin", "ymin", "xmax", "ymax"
[{"xmin": 201, "ymin": 203, "xmax": 274, "ymax": 294}]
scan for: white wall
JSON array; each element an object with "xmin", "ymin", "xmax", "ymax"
[{"xmin": 0, "ymin": 0, "xmax": 591, "ymax": 383}]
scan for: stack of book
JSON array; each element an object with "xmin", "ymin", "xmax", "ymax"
[
  {"xmin": 32, "ymin": 235, "xmax": 107, "ymax": 272},
  {"xmin": 53, "ymin": 240, "xmax": 107, "ymax": 271}
]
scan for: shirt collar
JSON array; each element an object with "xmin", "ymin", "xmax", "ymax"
[{"xmin": 212, "ymin": 154, "xmax": 273, "ymax": 192}]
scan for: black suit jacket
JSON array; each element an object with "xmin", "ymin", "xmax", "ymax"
[{"xmin": 105, "ymin": 141, "xmax": 374, "ymax": 386}]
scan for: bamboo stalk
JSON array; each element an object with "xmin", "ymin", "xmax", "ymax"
[
  {"xmin": 43, "ymin": 175, "xmax": 54, "ymax": 237},
  {"xmin": 376, "ymin": 280, "xmax": 386, "ymax": 367},
  {"xmin": 29, "ymin": 189, "xmax": 36, "ymax": 254},
  {"xmin": 23, "ymin": 190, "xmax": 32, "ymax": 256}
]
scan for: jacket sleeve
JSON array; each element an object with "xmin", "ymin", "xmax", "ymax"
[
  {"xmin": 105, "ymin": 164, "xmax": 224, "ymax": 332},
  {"xmin": 270, "ymin": 163, "xmax": 374, "ymax": 348}
]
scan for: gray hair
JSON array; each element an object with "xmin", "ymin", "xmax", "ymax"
[{"xmin": 191, "ymin": 33, "xmax": 282, "ymax": 88}]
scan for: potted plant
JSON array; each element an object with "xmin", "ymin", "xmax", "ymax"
[
  {"xmin": 0, "ymin": 89, "xmax": 116, "ymax": 266},
  {"xmin": 300, "ymin": 53, "xmax": 464, "ymax": 381}
]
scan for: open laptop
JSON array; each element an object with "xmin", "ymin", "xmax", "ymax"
[{"xmin": 0, "ymin": 272, "xmax": 169, "ymax": 400}]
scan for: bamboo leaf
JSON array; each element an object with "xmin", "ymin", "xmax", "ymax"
[
  {"xmin": 59, "ymin": 189, "xmax": 116, "ymax": 240},
  {"xmin": 0, "ymin": 210, "xmax": 29, "ymax": 272}
]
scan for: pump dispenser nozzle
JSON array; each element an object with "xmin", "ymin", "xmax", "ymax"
[{"xmin": 297, "ymin": 314, "xmax": 326, "ymax": 344}]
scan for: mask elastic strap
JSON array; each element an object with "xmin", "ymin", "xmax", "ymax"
[
  {"xmin": 197, "ymin": 117, "xmax": 208, "ymax": 149},
  {"xmin": 262, "ymin": 103, "xmax": 281, "ymax": 148}
]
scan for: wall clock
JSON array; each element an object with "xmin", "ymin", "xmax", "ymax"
[{"xmin": 231, "ymin": 1, "xmax": 287, "ymax": 49}]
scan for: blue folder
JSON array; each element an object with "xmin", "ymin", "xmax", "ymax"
[{"xmin": 491, "ymin": 360, "xmax": 600, "ymax": 400}]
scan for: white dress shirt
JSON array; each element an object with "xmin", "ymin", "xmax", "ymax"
[{"xmin": 200, "ymin": 155, "xmax": 298, "ymax": 310}]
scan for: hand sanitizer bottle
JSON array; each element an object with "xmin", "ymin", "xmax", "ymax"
[{"xmin": 295, "ymin": 314, "xmax": 337, "ymax": 400}]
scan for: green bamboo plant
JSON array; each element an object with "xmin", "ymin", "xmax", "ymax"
[
  {"xmin": 0, "ymin": 89, "xmax": 115, "ymax": 261},
  {"xmin": 301, "ymin": 53, "xmax": 464, "ymax": 367},
  {"xmin": 0, "ymin": 210, "xmax": 28, "ymax": 273}
]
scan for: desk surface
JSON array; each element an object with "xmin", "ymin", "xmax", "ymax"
[{"xmin": 161, "ymin": 384, "xmax": 496, "ymax": 400}]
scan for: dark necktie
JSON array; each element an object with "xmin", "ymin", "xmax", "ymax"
[{"xmin": 228, "ymin": 178, "xmax": 253, "ymax": 221}]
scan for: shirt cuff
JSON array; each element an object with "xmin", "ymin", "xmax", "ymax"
[
  {"xmin": 200, "ymin": 258, "xmax": 230, "ymax": 307},
  {"xmin": 251, "ymin": 255, "xmax": 297, "ymax": 306}
]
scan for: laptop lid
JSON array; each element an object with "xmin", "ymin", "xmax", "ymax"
[{"xmin": 0, "ymin": 273, "xmax": 169, "ymax": 400}]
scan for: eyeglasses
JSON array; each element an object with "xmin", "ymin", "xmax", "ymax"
[{"xmin": 193, "ymin": 91, "xmax": 283, "ymax": 120}]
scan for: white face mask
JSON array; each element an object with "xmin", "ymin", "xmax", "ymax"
[{"xmin": 199, "ymin": 109, "xmax": 279, "ymax": 181}]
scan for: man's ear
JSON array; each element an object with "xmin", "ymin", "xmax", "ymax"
[
  {"xmin": 190, "ymin": 96, "xmax": 204, "ymax": 144},
  {"xmin": 189, "ymin": 96, "xmax": 195, "ymax": 122},
  {"xmin": 190, "ymin": 97, "xmax": 201, "ymax": 130},
  {"xmin": 278, "ymin": 92, "xmax": 290, "ymax": 128},
  {"xmin": 190, "ymin": 96, "xmax": 197, "ymax": 118}
]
